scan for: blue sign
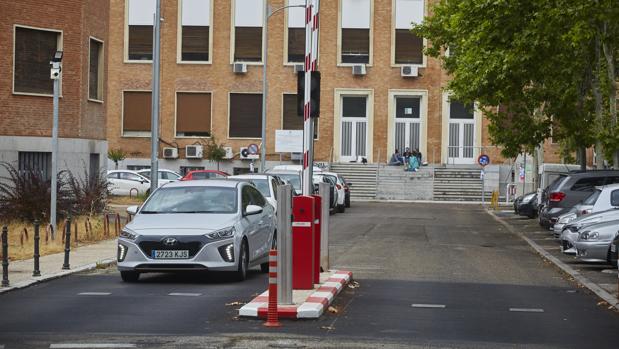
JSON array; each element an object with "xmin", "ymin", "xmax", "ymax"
[
  {"xmin": 478, "ymin": 154, "xmax": 490, "ymax": 167},
  {"xmin": 248, "ymin": 143, "xmax": 259, "ymax": 155}
]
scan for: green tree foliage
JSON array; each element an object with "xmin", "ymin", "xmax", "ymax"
[
  {"xmin": 203, "ymin": 137, "xmax": 227, "ymax": 170},
  {"xmin": 107, "ymin": 148, "xmax": 126, "ymax": 170}
]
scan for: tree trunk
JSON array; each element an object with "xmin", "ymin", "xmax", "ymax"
[
  {"xmin": 114, "ymin": 161, "xmax": 118, "ymax": 170},
  {"xmin": 592, "ymin": 32, "xmax": 605, "ymax": 169},
  {"xmin": 578, "ymin": 147, "xmax": 587, "ymax": 171},
  {"xmin": 601, "ymin": 23, "xmax": 618, "ymax": 166}
]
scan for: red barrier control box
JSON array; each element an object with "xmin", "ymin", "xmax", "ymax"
[
  {"xmin": 292, "ymin": 196, "xmax": 315, "ymax": 290},
  {"xmin": 311, "ymin": 195, "xmax": 322, "ymax": 284}
]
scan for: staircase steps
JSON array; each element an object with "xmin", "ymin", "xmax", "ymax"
[{"xmin": 329, "ymin": 163, "xmax": 378, "ymax": 200}]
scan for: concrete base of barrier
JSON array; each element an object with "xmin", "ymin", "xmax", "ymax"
[{"xmin": 239, "ymin": 270, "xmax": 353, "ymax": 319}]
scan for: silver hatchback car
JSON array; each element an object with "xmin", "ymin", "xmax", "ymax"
[{"xmin": 117, "ymin": 180, "xmax": 276, "ymax": 282}]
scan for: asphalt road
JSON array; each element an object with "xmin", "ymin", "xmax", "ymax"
[{"xmin": 1, "ymin": 202, "xmax": 618, "ymax": 348}]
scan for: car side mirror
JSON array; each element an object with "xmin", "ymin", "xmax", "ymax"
[
  {"xmin": 126, "ymin": 205, "xmax": 139, "ymax": 216},
  {"xmin": 245, "ymin": 204, "xmax": 263, "ymax": 216}
]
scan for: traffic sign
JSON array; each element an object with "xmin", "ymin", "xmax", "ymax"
[
  {"xmin": 478, "ymin": 154, "xmax": 490, "ymax": 167},
  {"xmin": 248, "ymin": 143, "xmax": 259, "ymax": 155}
]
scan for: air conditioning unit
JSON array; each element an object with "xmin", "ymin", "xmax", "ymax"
[
  {"xmin": 352, "ymin": 64, "xmax": 366, "ymax": 76},
  {"xmin": 401, "ymin": 65, "xmax": 419, "ymax": 78},
  {"xmin": 185, "ymin": 145, "xmax": 203, "ymax": 159},
  {"xmin": 239, "ymin": 147, "xmax": 259, "ymax": 160},
  {"xmin": 233, "ymin": 63, "xmax": 247, "ymax": 74},
  {"xmin": 294, "ymin": 64, "xmax": 305, "ymax": 73},
  {"xmin": 223, "ymin": 146, "xmax": 234, "ymax": 159},
  {"xmin": 162, "ymin": 147, "xmax": 178, "ymax": 159}
]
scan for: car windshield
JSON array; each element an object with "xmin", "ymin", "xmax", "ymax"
[
  {"xmin": 582, "ymin": 189, "xmax": 601, "ymax": 205},
  {"xmin": 140, "ymin": 186, "xmax": 237, "ymax": 214},
  {"xmin": 251, "ymin": 179, "xmax": 271, "ymax": 197},
  {"xmin": 275, "ymin": 174, "xmax": 301, "ymax": 191}
]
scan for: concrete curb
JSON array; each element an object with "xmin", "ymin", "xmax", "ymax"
[
  {"xmin": 0, "ymin": 258, "xmax": 116, "ymax": 295},
  {"xmin": 487, "ymin": 210, "xmax": 619, "ymax": 310}
]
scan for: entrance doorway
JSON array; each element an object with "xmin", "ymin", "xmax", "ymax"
[{"xmin": 340, "ymin": 96, "xmax": 368, "ymax": 162}]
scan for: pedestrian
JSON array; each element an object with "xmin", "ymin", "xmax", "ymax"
[
  {"xmin": 389, "ymin": 149, "xmax": 404, "ymax": 165},
  {"xmin": 415, "ymin": 148, "xmax": 422, "ymax": 166}
]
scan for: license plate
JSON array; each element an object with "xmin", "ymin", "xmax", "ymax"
[{"xmin": 151, "ymin": 250, "xmax": 189, "ymax": 259}]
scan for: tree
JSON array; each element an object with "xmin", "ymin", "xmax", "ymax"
[
  {"xmin": 107, "ymin": 148, "xmax": 126, "ymax": 170},
  {"xmin": 203, "ymin": 137, "xmax": 227, "ymax": 171}
]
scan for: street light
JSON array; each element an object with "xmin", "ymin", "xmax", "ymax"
[
  {"xmin": 49, "ymin": 50, "xmax": 63, "ymax": 231},
  {"xmin": 260, "ymin": 2, "xmax": 305, "ymax": 172}
]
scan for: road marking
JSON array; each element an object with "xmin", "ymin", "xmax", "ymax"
[
  {"xmin": 50, "ymin": 344, "xmax": 136, "ymax": 348},
  {"xmin": 168, "ymin": 292, "xmax": 202, "ymax": 297},
  {"xmin": 411, "ymin": 304, "xmax": 446, "ymax": 309},
  {"xmin": 77, "ymin": 292, "xmax": 111, "ymax": 296},
  {"xmin": 509, "ymin": 308, "xmax": 544, "ymax": 313}
]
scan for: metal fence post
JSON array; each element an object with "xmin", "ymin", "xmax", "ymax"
[
  {"xmin": 277, "ymin": 184, "xmax": 292, "ymax": 305},
  {"xmin": 33, "ymin": 220, "xmax": 41, "ymax": 277},
  {"xmin": 318, "ymin": 182, "xmax": 330, "ymax": 271},
  {"xmin": 2, "ymin": 226, "xmax": 9, "ymax": 287},
  {"xmin": 62, "ymin": 216, "xmax": 72, "ymax": 270}
]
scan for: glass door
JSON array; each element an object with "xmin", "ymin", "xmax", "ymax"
[{"xmin": 340, "ymin": 96, "xmax": 368, "ymax": 162}]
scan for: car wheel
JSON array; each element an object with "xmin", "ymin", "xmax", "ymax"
[
  {"xmin": 345, "ymin": 196, "xmax": 351, "ymax": 208},
  {"xmin": 235, "ymin": 240, "xmax": 249, "ymax": 281},
  {"xmin": 271, "ymin": 230, "xmax": 277, "ymax": 250},
  {"xmin": 120, "ymin": 270, "xmax": 140, "ymax": 282},
  {"xmin": 338, "ymin": 204, "xmax": 345, "ymax": 213}
]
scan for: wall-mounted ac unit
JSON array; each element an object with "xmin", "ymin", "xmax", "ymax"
[
  {"xmin": 223, "ymin": 146, "xmax": 234, "ymax": 159},
  {"xmin": 294, "ymin": 64, "xmax": 304, "ymax": 73},
  {"xmin": 352, "ymin": 64, "xmax": 366, "ymax": 76},
  {"xmin": 162, "ymin": 147, "xmax": 178, "ymax": 159},
  {"xmin": 401, "ymin": 65, "xmax": 419, "ymax": 78},
  {"xmin": 239, "ymin": 147, "xmax": 259, "ymax": 160},
  {"xmin": 185, "ymin": 145, "xmax": 203, "ymax": 159},
  {"xmin": 233, "ymin": 63, "xmax": 247, "ymax": 74}
]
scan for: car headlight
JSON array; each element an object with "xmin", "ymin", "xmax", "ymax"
[
  {"xmin": 120, "ymin": 228, "xmax": 138, "ymax": 240},
  {"xmin": 558, "ymin": 213, "xmax": 577, "ymax": 224},
  {"xmin": 205, "ymin": 226, "xmax": 236, "ymax": 240},
  {"xmin": 579, "ymin": 231, "xmax": 599, "ymax": 241}
]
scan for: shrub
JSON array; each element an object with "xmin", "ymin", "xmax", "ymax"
[
  {"xmin": 107, "ymin": 148, "xmax": 126, "ymax": 170},
  {"xmin": 66, "ymin": 165, "xmax": 110, "ymax": 216}
]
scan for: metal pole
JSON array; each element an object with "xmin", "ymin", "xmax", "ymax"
[
  {"xmin": 318, "ymin": 182, "xmax": 329, "ymax": 271},
  {"xmin": 481, "ymin": 169, "xmax": 485, "ymax": 206},
  {"xmin": 522, "ymin": 153, "xmax": 527, "ymax": 196},
  {"xmin": 260, "ymin": 1, "xmax": 269, "ymax": 172},
  {"xmin": 2, "ymin": 226, "xmax": 9, "ymax": 287},
  {"xmin": 33, "ymin": 220, "xmax": 41, "ymax": 277},
  {"xmin": 277, "ymin": 184, "xmax": 292, "ymax": 304},
  {"xmin": 301, "ymin": 0, "xmax": 313, "ymax": 195},
  {"xmin": 150, "ymin": 0, "xmax": 162, "ymax": 192},
  {"xmin": 50, "ymin": 68, "xmax": 60, "ymax": 229},
  {"xmin": 62, "ymin": 216, "xmax": 71, "ymax": 270}
]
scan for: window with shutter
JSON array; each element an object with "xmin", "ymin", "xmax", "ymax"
[
  {"xmin": 233, "ymin": 0, "xmax": 264, "ymax": 62},
  {"xmin": 229, "ymin": 93, "xmax": 262, "ymax": 138},
  {"xmin": 180, "ymin": 0, "xmax": 210, "ymax": 62},
  {"xmin": 176, "ymin": 92, "xmax": 211, "ymax": 137},
  {"xmin": 286, "ymin": 0, "xmax": 306, "ymax": 63},
  {"xmin": 123, "ymin": 91, "xmax": 152, "ymax": 136},
  {"xmin": 394, "ymin": 0, "xmax": 424, "ymax": 64},
  {"xmin": 13, "ymin": 26, "xmax": 60, "ymax": 95},
  {"xmin": 127, "ymin": 0, "xmax": 155, "ymax": 61},
  {"xmin": 282, "ymin": 94, "xmax": 318, "ymax": 139},
  {"xmin": 340, "ymin": 0, "xmax": 371, "ymax": 64},
  {"xmin": 18, "ymin": 152, "xmax": 52, "ymax": 180}
]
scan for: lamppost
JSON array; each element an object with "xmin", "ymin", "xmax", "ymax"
[
  {"xmin": 150, "ymin": 0, "xmax": 162, "ymax": 192},
  {"xmin": 49, "ymin": 50, "xmax": 63, "ymax": 230},
  {"xmin": 260, "ymin": 2, "xmax": 305, "ymax": 172}
]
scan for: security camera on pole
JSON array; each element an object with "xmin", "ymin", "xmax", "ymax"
[{"xmin": 49, "ymin": 50, "xmax": 63, "ymax": 231}]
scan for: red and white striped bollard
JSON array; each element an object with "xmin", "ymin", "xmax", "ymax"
[{"xmin": 264, "ymin": 249, "xmax": 281, "ymax": 327}]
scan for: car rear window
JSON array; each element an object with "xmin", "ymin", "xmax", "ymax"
[
  {"xmin": 582, "ymin": 189, "xmax": 601, "ymax": 205},
  {"xmin": 547, "ymin": 175, "xmax": 567, "ymax": 192},
  {"xmin": 571, "ymin": 177, "xmax": 607, "ymax": 192}
]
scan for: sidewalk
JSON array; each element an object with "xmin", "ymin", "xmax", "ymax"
[
  {"xmin": 489, "ymin": 209, "xmax": 619, "ymax": 310},
  {"xmin": 0, "ymin": 239, "xmax": 117, "ymax": 294}
]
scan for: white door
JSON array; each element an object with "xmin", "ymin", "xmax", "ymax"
[
  {"xmin": 394, "ymin": 97, "xmax": 421, "ymax": 153},
  {"xmin": 447, "ymin": 101, "xmax": 476, "ymax": 164},
  {"xmin": 340, "ymin": 96, "xmax": 368, "ymax": 162}
]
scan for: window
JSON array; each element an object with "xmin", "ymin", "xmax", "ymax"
[
  {"xmin": 394, "ymin": 0, "xmax": 424, "ymax": 64},
  {"xmin": 571, "ymin": 177, "xmax": 606, "ymax": 192},
  {"xmin": 340, "ymin": 0, "xmax": 371, "ymax": 64},
  {"xmin": 282, "ymin": 94, "xmax": 317, "ymax": 139},
  {"xmin": 342, "ymin": 96, "xmax": 367, "ymax": 118},
  {"xmin": 120, "ymin": 171, "xmax": 146, "ymax": 182},
  {"xmin": 180, "ymin": 166, "xmax": 204, "ymax": 176},
  {"xmin": 176, "ymin": 92, "xmax": 211, "ymax": 137},
  {"xmin": 127, "ymin": 165, "xmax": 151, "ymax": 171},
  {"xmin": 179, "ymin": 0, "xmax": 211, "ymax": 62},
  {"xmin": 233, "ymin": 0, "xmax": 264, "ymax": 62},
  {"xmin": 229, "ymin": 93, "xmax": 262, "ymax": 138},
  {"xmin": 248, "ymin": 186, "xmax": 267, "ymax": 207},
  {"xmin": 396, "ymin": 97, "xmax": 420, "ymax": 118},
  {"xmin": 89, "ymin": 153, "xmax": 100, "ymax": 180},
  {"xmin": 89, "ymin": 38, "xmax": 104, "ymax": 101},
  {"xmin": 13, "ymin": 26, "xmax": 61, "ymax": 95},
  {"xmin": 127, "ymin": 0, "xmax": 155, "ymax": 61},
  {"xmin": 18, "ymin": 152, "xmax": 52, "ymax": 180},
  {"xmin": 449, "ymin": 100, "xmax": 474, "ymax": 119},
  {"xmin": 611, "ymin": 190, "xmax": 619, "ymax": 207},
  {"xmin": 286, "ymin": 0, "xmax": 306, "ymax": 63},
  {"xmin": 123, "ymin": 91, "xmax": 152, "ymax": 136}
]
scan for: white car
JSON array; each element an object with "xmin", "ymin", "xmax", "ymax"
[
  {"xmin": 136, "ymin": 169, "xmax": 181, "ymax": 187},
  {"xmin": 270, "ymin": 165, "xmax": 323, "ymax": 173},
  {"xmin": 316, "ymin": 172, "xmax": 346, "ymax": 213},
  {"xmin": 589, "ymin": 183, "xmax": 619, "ymax": 212},
  {"xmin": 107, "ymin": 170, "xmax": 151, "ymax": 196},
  {"xmin": 228, "ymin": 174, "xmax": 284, "ymax": 211}
]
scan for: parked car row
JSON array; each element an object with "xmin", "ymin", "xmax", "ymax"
[{"xmin": 514, "ymin": 170, "xmax": 619, "ymax": 267}]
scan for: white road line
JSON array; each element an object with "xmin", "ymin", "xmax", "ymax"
[
  {"xmin": 50, "ymin": 344, "xmax": 136, "ymax": 348},
  {"xmin": 411, "ymin": 304, "xmax": 446, "ymax": 309},
  {"xmin": 509, "ymin": 308, "xmax": 544, "ymax": 313},
  {"xmin": 168, "ymin": 292, "xmax": 202, "ymax": 297},
  {"xmin": 77, "ymin": 292, "xmax": 111, "ymax": 296}
]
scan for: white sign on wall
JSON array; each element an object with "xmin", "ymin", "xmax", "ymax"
[{"xmin": 275, "ymin": 130, "xmax": 303, "ymax": 153}]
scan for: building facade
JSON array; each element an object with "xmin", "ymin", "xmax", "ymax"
[
  {"xmin": 107, "ymin": 0, "xmax": 565, "ymax": 175},
  {"xmin": 0, "ymin": 0, "xmax": 109, "ymax": 179}
]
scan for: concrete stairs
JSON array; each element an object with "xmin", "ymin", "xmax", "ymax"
[
  {"xmin": 329, "ymin": 163, "xmax": 378, "ymax": 200},
  {"xmin": 433, "ymin": 167, "xmax": 493, "ymax": 201},
  {"xmin": 376, "ymin": 165, "xmax": 434, "ymax": 200}
]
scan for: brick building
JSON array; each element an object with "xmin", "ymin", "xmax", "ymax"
[
  {"xmin": 0, "ymin": 0, "xmax": 108, "ymax": 179},
  {"xmin": 106, "ymin": 0, "xmax": 566, "ymax": 174}
]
